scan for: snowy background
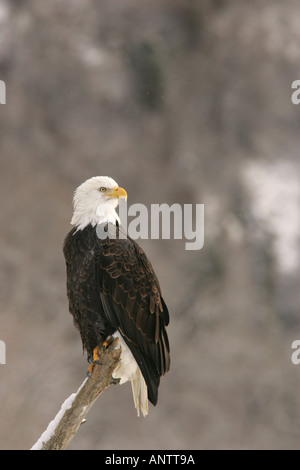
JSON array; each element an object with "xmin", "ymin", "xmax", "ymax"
[{"xmin": 0, "ymin": 0, "xmax": 300, "ymax": 450}]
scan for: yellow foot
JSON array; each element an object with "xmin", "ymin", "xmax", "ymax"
[
  {"xmin": 87, "ymin": 362, "xmax": 95, "ymax": 377},
  {"xmin": 102, "ymin": 336, "xmax": 114, "ymax": 350},
  {"xmin": 87, "ymin": 346, "xmax": 102, "ymax": 377},
  {"xmin": 87, "ymin": 339, "xmax": 113, "ymax": 377},
  {"xmin": 93, "ymin": 346, "xmax": 102, "ymax": 363}
]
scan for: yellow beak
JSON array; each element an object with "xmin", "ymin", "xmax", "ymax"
[{"xmin": 106, "ymin": 186, "xmax": 127, "ymax": 200}]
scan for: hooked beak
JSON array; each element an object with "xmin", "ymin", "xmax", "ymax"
[{"xmin": 106, "ymin": 186, "xmax": 127, "ymax": 200}]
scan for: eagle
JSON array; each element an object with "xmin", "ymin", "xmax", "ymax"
[{"xmin": 63, "ymin": 176, "xmax": 170, "ymax": 417}]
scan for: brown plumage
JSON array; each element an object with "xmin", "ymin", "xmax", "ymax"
[{"xmin": 63, "ymin": 222, "xmax": 170, "ymax": 406}]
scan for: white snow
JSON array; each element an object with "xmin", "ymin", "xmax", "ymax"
[
  {"xmin": 30, "ymin": 378, "xmax": 88, "ymax": 450},
  {"xmin": 242, "ymin": 159, "xmax": 300, "ymax": 274}
]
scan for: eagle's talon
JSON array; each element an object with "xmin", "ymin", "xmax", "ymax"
[
  {"xmin": 87, "ymin": 362, "xmax": 95, "ymax": 377},
  {"xmin": 92, "ymin": 346, "xmax": 102, "ymax": 363},
  {"xmin": 87, "ymin": 346, "xmax": 104, "ymax": 376},
  {"xmin": 110, "ymin": 377, "xmax": 120, "ymax": 385},
  {"xmin": 102, "ymin": 337, "xmax": 113, "ymax": 350}
]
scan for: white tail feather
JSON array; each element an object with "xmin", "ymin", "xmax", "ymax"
[
  {"xmin": 131, "ymin": 368, "xmax": 149, "ymax": 417},
  {"xmin": 112, "ymin": 331, "xmax": 149, "ymax": 417}
]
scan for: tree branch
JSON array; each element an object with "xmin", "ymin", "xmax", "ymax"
[{"xmin": 31, "ymin": 338, "xmax": 121, "ymax": 450}]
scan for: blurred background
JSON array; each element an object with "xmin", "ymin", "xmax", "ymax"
[{"xmin": 0, "ymin": 0, "xmax": 300, "ymax": 450}]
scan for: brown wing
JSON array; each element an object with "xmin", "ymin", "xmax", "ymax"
[{"xmin": 95, "ymin": 226, "xmax": 170, "ymax": 405}]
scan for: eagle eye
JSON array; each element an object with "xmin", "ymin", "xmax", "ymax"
[{"xmin": 99, "ymin": 187, "xmax": 106, "ymax": 192}]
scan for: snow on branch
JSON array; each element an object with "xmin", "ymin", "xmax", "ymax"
[{"xmin": 31, "ymin": 338, "xmax": 121, "ymax": 450}]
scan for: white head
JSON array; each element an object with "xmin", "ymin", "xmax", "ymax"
[{"xmin": 70, "ymin": 176, "xmax": 127, "ymax": 230}]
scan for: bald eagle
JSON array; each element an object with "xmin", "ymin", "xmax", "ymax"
[{"xmin": 63, "ymin": 176, "xmax": 170, "ymax": 417}]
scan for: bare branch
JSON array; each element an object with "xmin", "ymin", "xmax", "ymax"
[{"xmin": 31, "ymin": 338, "xmax": 121, "ymax": 450}]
